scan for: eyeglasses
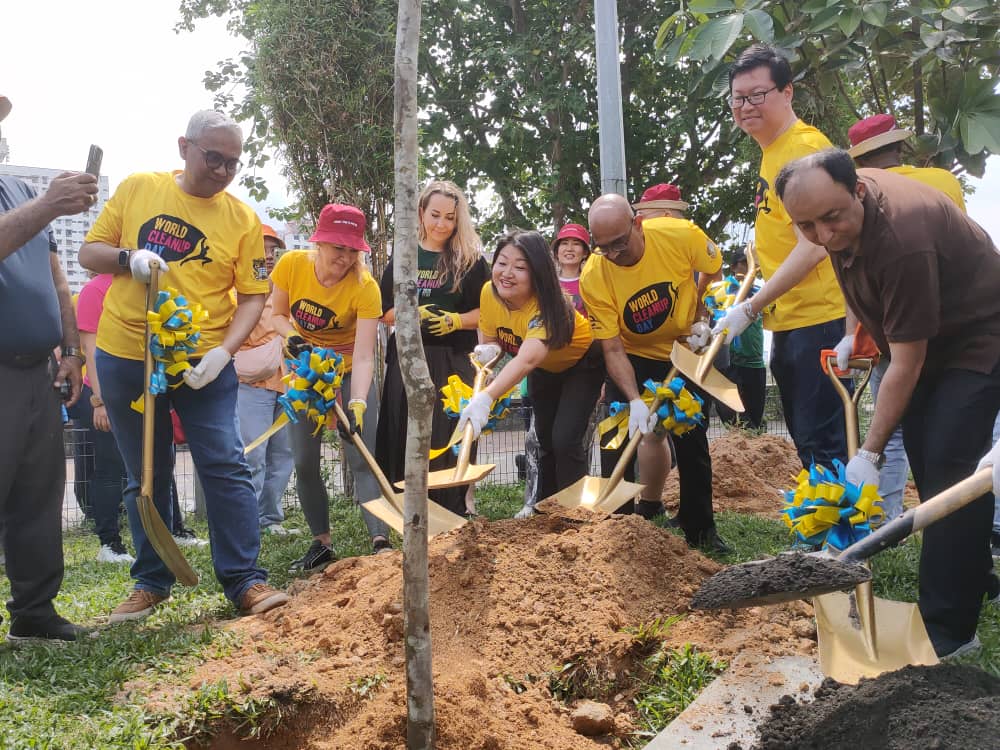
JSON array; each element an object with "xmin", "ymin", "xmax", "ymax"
[
  {"xmin": 727, "ymin": 86, "xmax": 779, "ymax": 109},
  {"xmin": 591, "ymin": 224, "xmax": 632, "ymax": 257},
  {"xmin": 191, "ymin": 142, "xmax": 243, "ymax": 174}
]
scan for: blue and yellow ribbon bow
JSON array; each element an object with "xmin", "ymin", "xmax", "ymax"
[
  {"xmin": 428, "ymin": 374, "xmax": 517, "ymax": 459},
  {"xmin": 131, "ymin": 288, "xmax": 208, "ymax": 413},
  {"xmin": 703, "ymin": 275, "xmax": 742, "ymax": 328},
  {"xmin": 598, "ymin": 377, "xmax": 705, "ymax": 449},
  {"xmin": 781, "ymin": 460, "xmax": 884, "ymax": 551}
]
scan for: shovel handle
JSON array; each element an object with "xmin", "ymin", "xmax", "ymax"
[
  {"xmin": 840, "ymin": 467, "xmax": 993, "ymax": 564},
  {"xmin": 333, "ymin": 400, "xmax": 401, "ymax": 504},
  {"xmin": 694, "ymin": 242, "xmax": 757, "ymax": 382},
  {"xmin": 454, "ymin": 348, "xmax": 503, "ymax": 479},
  {"xmin": 140, "ymin": 266, "xmax": 160, "ymax": 500},
  {"xmin": 597, "ymin": 390, "xmax": 669, "ymax": 505}
]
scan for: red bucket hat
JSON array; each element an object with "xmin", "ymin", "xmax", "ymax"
[
  {"xmin": 261, "ymin": 223, "xmax": 286, "ymax": 249},
  {"xmin": 847, "ymin": 114, "xmax": 912, "ymax": 158},
  {"xmin": 632, "ymin": 183, "xmax": 689, "ymax": 212},
  {"xmin": 555, "ymin": 223, "xmax": 591, "ymax": 246},
  {"xmin": 309, "ymin": 204, "xmax": 371, "ymax": 253}
]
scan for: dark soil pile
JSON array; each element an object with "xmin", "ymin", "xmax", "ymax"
[
  {"xmin": 135, "ymin": 513, "xmax": 815, "ymax": 749},
  {"xmin": 663, "ymin": 432, "xmax": 803, "ymax": 518},
  {"xmin": 691, "ymin": 553, "xmax": 871, "ymax": 610},
  {"xmin": 751, "ymin": 664, "xmax": 1000, "ymax": 750}
]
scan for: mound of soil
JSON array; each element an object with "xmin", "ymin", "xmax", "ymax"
[
  {"xmin": 750, "ymin": 664, "xmax": 1000, "ymax": 750},
  {"xmin": 663, "ymin": 432, "xmax": 802, "ymax": 518},
  {"xmin": 138, "ymin": 514, "xmax": 815, "ymax": 749}
]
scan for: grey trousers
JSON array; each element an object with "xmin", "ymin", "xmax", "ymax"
[
  {"xmin": 289, "ymin": 372, "xmax": 389, "ymax": 541},
  {"xmin": 0, "ymin": 358, "xmax": 66, "ymax": 620}
]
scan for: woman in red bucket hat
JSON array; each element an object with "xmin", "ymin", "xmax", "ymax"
[
  {"xmin": 550, "ymin": 222, "xmax": 591, "ymax": 315},
  {"xmin": 270, "ymin": 203, "xmax": 391, "ymax": 569}
]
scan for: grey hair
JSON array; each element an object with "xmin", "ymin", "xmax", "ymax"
[{"xmin": 185, "ymin": 110, "xmax": 242, "ymax": 141}]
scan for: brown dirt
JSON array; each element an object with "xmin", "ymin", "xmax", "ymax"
[
  {"xmin": 135, "ymin": 513, "xmax": 815, "ymax": 749},
  {"xmin": 663, "ymin": 432, "xmax": 803, "ymax": 519}
]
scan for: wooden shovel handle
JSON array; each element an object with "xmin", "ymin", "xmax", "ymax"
[
  {"xmin": 140, "ymin": 265, "xmax": 160, "ymax": 501},
  {"xmin": 840, "ymin": 468, "xmax": 993, "ymax": 564},
  {"xmin": 694, "ymin": 242, "xmax": 757, "ymax": 382},
  {"xmin": 333, "ymin": 400, "xmax": 400, "ymax": 504}
]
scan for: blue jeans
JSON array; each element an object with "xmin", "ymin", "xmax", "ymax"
[
  {"xmin": 770, "ymin": 318, "xmax": 849, "ymax": 469},
  {"xmin": 96, "ymin": 350, "xmax": 266, "ymax": 604},
  {"xmin": 868, "ymin": 358, "xmax": 909, "ymax": 521},
  {"xmin": 237, "ymin": 383, "xmax": 294, "ymax": 528}
]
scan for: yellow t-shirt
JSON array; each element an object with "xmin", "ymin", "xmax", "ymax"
[
  {"xmin": 88, "ymin": 172, "xmax": 269, "ymax": 360},
  {"xmin": 755, "ymin": 120, "xmax": 845, "ymax": 331},
  {"xmin": 580, "ymin": 216, "xmax": 721, "ymax": 360},
  {"xmin": 477, "ymin": 282, "xmax": 592, "ymax": 373},
  {"xmin": 889, "ymin": 165, "xmax": 966, "ymax": 213},
  {"xmin": 270, "ymin": 249, "xmax": 381, "ymax": 371}
]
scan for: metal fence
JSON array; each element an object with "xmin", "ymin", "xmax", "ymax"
[{"xmin": 59, "ymin": 375, "xmax": 875, "ymax": 533}]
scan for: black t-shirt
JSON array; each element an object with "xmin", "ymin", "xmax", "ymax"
[{"xmin": 380, "ymin": 245, "xmax": 489, "ymax": 351}]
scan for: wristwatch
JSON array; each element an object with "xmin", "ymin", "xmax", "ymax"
[
  {"xmin": 117, "ymin": 248, "xmax": 132, "ymax": 269},
  {"xmin": 857, "ymin": 448, "xmax": 885, "ymax": 470},
  {"xmin": 63, "ymin": 345, "xmax": 85, "ymax": 364},
  {"xmin": 90, "ymin": 394, "xmax": 104, "ymax": 408}
]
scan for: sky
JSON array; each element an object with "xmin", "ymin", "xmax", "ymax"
[{"xmin": 4, "ymin": 0, "xmax": 998, "ymax": 241}]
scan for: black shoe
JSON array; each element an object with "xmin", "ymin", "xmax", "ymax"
[
  {"xmin": 635, "ymin": 500, "xmax": 665, "ymax": 520},
  {"xmin": 687, "ymin": 528, "xmax": 733, "ymax": 556},
  {"xmin": 7, "ymin": 614, "xmax": 86, "ymax": 645},
  {"xmin": 991, "ymin": 532, "xmax": 1000, "ymax": 559},
  {"xmin": 372, "ymin": 537, "xmax": 393, "ymax": 555},
  {"xmin": 664, "ymin": 515, "xmax": 682, "ymax": 529},
  {"xmin": 987, "ymin": 571, "xmax": 1000, "ymax": 605},
  {"xmin": 289, "ymin": 540, "xmax": 335, "ymax": 573}
]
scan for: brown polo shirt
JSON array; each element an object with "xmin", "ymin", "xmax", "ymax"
[{"xmin": 829, "ymin": 168, "xmax": 1000, "ymax": 377}]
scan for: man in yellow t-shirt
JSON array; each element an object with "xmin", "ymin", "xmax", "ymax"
[
  {"xmin": 713, "ymin": 43, "xmax": 851, "ymax": 470},
  {"xmin": 582, "ymin": 193, "xmax": 729, "ymax": 553},
  {"xmin": 79, "ymin": 110, "xmax": 287, "ymax": 623}
]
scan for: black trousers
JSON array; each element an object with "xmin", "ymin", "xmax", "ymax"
[
  {"xmin": 0, "ymin": 358, "xmax": 66, "ymax": 621},
  {"xmin": 528, "ymin": 343, "xmax": 604, "ymax": 501},
  {"xmin": 902, "ymin": 362, "xmax": 1000, "ymax": 655},
  {"xmin": 715, "ymin": 365, "xmax": 767, "ymax": 430},
  {"xmin": 602, "ymin": 354, "xmax": 715, "ymax": 535}
]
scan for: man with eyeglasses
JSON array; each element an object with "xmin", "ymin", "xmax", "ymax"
[
  {"xmin": 79, "ymin": 110, "xmax": 289, "ymax": 623},
  {"xmin": 581, "ymin": 193, "xmax": 730, "ymax": 554},
  {"xmin": 713, "ymin": 43, "xmax": 851, "ymax": 472}
]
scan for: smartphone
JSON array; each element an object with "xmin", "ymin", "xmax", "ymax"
[{"xmin": 85, "ymin": 145, "xmax": 103, "ymax": 178}]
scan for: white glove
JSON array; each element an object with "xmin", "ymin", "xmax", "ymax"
[
  {"xmin": 686, "ymin": 321, "xmax": 712, "ymax": 353},
  {"xmin": 457, "ymin": 391, "xmax": 493, "ymax": 439},
  {"xmin": 129, "ymin": 249, "xmax": 168, "ymax": 283},
  {"xmin": 977, "ymin": 440, "xmax": 1000, "ymax": 497},
  {"xmin": 833, "ymin": 334, "xmax": 855, "ymax": 371},
  {"xmin": 845, "ymin": 454, "xmax": 880, "ymax": 489},
  {"xmin": 183, "ymin": 347, "xmax": 233, "ymax": 390},
  {"xmin": 473, "ymin": 343, "xmax": 502, "ymax": 365},
  {"xmin": 628, "ymin": 398, "xmax": 657, "ymax": 438},
  {"xmin": 710, "ymin": 300, "xmax": 754, "ymax": 345},
  {"xmin": 514, "ymin": 503, "xmax": 536, "ymax": 519}
]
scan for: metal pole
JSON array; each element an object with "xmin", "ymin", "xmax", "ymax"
[{"xmin": 594, "ymin": 0, "xmax": 627, "ymax": 196}]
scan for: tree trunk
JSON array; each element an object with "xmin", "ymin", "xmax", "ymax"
[{"xmin": 394, "ymin": 1, "xmax": 436, "ymax": 748}]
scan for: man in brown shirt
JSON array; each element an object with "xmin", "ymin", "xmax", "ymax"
[{"xmin": 774, "ymin": 147, "xmax": 1000, "ymax": 659}]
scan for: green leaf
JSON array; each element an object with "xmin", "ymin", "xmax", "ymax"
[
  {"xmin": 655, "ymin": 11, "xmax": 683, "ymax": 50},
  {"xmin": 807, "ymin": 6, "xmax": 842, "ymax": 32},
  {"xmin": 688, "ymin": 13, "xmax": 745, "ymax": 61},
  {"xmin": 799, "ymin": 0, "xmax": 830, "ymax": 13},
  {"xmin": 837, "ymin": 9, "xmax": 862, "ymax": 36},
  {"xmin": 744, "ymin": 9, "xmax": 774, "ymax": 42},
  {"xmin": 960, "ymin": 112, "xmax": 1000, "ymax": 154},
  {"xmin": 860, "ymin": 2, "xmax": 889, "ymax": 28},
  {"xmin": 689, "ymin": 0, "xmax": 737, "ymax": 12}
]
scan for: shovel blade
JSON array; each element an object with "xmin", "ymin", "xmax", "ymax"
[
  {"xmin": 399, "ymin": 462, "xmax": 497, "ymax": 490},
  {"xmin": 137, "ymin": 494, "xmax": 199, "ymax": 587},
  {"xmin": 670, "ymin": 342, "xmax": 744, "ymax": 413},
  {"xmin": 690, "ymin": 552, "xmax": 871, "ymax": 610},
  {"xmin": 361, "ymin": 495, "xmax": 468, "ymax": 537},
  {"xmin": 814, "ymin": 590, "xmax": 938, "ymax": 684},
  {"xmin": 545, "ymin": 475, "xmax": 646, "ymax": 514}
]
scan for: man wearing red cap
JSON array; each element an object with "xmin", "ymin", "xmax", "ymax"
[
  {"xmin": 0, "ymin": 93, "xmax": 98, "ymax": 643},
  {"xmin": 80, "ymin": 110, "xmax": 288, "ymax": 623},
  {"xmin": 583, "ymin": 193, "xmax": 729, "ymax": 553},
  {"xmin": 633, "ymin": 183, "xmax": 690, "ymax": 221},
  {"xmin": 714, "ymin": 43, "xmax": 851, "ymax": 471},
  {"xmin": 235, "ymin": 224, "xmax": 296, "ymax": 536}
]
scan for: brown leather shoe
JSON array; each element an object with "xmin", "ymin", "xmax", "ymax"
[
  {"xmin": 109, "ymin": 589, "xmax": 169, "ymax": 623},
  {"xmin": 240, "ymin": 583, "xmax": 289, "ymax": 615}
]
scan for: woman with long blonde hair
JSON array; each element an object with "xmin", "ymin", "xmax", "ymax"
[{"xmin": 375, "ymin": 180, "xmax": 490, "ymax": 516}]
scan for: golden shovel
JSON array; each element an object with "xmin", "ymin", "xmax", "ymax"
[
  {"xmin": 136, "ymin": 266, "xmax": 199, "ymax": 587},
  {"xmin": 339, "ymin": 400, "xmax": 466, "ymax": 537},
  {"xmin": 812, "ymin": 352, "xmax": 937, "ymax": 684}
]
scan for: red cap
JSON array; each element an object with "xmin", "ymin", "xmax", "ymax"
[
  {"xmin": 555, "ymin": 223, "xmax": 590, "ymax": 246},
  {"xmin": 632, "ymin": 183, "xmax": 689, "ymax": 212},
  {"xmin": 0, "ymin": 96, "xmax": 10, "ymax": 123},
  {"xmin": 847, "ymin": 114, "xmax": 911, "ymax": 158},
  {"xmin": 309, "ymin": 204, "xmax": 371, "ymax": 253},
  {"xmin": 261, "ymin": 224, "xmax": 285, "ymax": 249}
]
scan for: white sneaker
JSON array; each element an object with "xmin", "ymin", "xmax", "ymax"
[
  {"xmin": 940, "ymin": 635, "xmax": 982, "ymax": 661},
  {"xmin": 172, "ymin": 528, "xmax": 209, "ymax": 548},
  {"xmin": 263, "ymin": 524, "xmax": 301, "ymax": 536},
  {"xmin": 97, "ymin": 544, "xmax": 135, "ymax": 564}
]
